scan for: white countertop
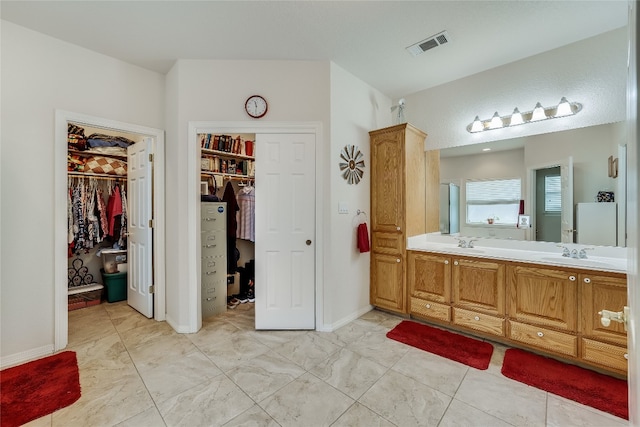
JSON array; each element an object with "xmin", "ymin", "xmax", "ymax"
[{"xmin": 407, "ymin": 233, "xmax": 628, "ymax": 273}]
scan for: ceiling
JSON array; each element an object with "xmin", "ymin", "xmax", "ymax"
[{"xmin": 0, "ymin": 1, "xmax": 628, "ymax": 99}]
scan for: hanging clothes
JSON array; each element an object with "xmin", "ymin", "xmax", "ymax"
[
  {"xmin": 118, "ymin": 187, "xmax": 128, "ymax": 248},
  {"xmin": 237, "ymin": 185, "xmax": 255, "ymax": 242},
  {"xmin": 222, "ymin": 180, "xmax": 240, "ymax": 273},
  {"xmin": 67, "ymin": 178, "xmax": 127, "ymax": 255},
  {"xmin": 106, "ymin": 185, "xmax": 123, "ymax": 237}
]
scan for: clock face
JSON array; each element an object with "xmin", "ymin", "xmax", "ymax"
[{"xmin": 245, "ymin": 95, "xmax": 268, "ymax": 118}]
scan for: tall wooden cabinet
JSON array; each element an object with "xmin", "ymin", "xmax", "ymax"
[{"xmin": 369, "ymin": 123, "xmax": 439, "ymax": 313}]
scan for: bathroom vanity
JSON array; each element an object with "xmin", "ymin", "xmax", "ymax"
[{"xmin": 403, "ymin": 234, "xmax": 628, "ymax": 377}]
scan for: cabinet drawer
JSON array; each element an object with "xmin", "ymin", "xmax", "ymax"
[
  {"xmin": 508, "ymin": 321, "xmax": 577, "ymax": 357},
  {"xmin": 372, "ymin": 232, "xmax": 404, "ymax": 254},
  {"xmin": 202, "ymin": 256, "xmax": 224, "ymax": 275},
  {"xmin": 452, "ymin": 307, "xmax": 504, "ymax": 337},
  {"xmin": 581, "ymin": 338, "xmax": 628, "ymax": 373},
  {"xmin": 201, "ymin": 203, "xmax": 226, "ymax": 231},
  {"xmin": 201, "ymin": 231, "xmax": 226, "ymax": 257},
  {"xmin": 410, "ymin": 297, "xmax": 450, "ymax": 322}
]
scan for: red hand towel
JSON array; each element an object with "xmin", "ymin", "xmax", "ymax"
[{"xmin": 357, "ymin": 223, "xmax": 370, "ymax": 253}]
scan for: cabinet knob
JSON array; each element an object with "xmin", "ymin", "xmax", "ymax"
[
  {"xmin": 624, "ymin": 353, "xmax": 629, "ymax": 360},
  {"xmin": 583, "ymin": 277, "xmax": 591, "ymax": 284},
  {"xmin": 396, "ymin": 259, "xmax": 401, "ymax": 263},
  {"xmin": 569, "ymin": 276, "xmax": 576, "ymax": 281},
  {"xmin": 474, "ymin": 316, "xmax": 480, "ymax": 321},
  {"xmin": 425, "ymin": 304, "xmax": 431, "ymax": 309},
  {"xmin": 454, "ymin": 261, "xmax": 459, "ymax": 266},
  {"xmin": 444, "ymin": 260, "xmax": 449, "ymax": 265},
  {"xmin": 537, "ymin": 331, "xmax": 544, "ymax": 337},
  {"xmin": 396, "ymin": 226, "xmax": 401, "ymax": 231}
]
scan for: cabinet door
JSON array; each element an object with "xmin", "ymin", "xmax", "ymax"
[
  {"xmin": 408, "ymin": 251, "xmax": 451, "ymax": 303},
  {"xmin": 452, "ymin": 258, "xmax": 505, "ymax": 316},
  {"xmin": 370, "ymin": 132, "xmax": 403, "ymax": 233},
  {"xmin": 507, "ymin": 265, "xmax": 577, "ymax": 331},
  {"xmin": 580, "ymin": 272, "xmax": 627, "ymax": 346},
  {"xmin": 371, "ymin": 252, "xmax": 405, "ymax": 313}
]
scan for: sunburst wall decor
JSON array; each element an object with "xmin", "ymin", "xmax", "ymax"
[{"xmin": 339, "ymin": 145, "xmax": 365, "ymax": 185}]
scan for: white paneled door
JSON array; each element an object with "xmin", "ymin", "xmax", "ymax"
[
  {"xmin": 127, "ymin": 137, "xmax": 154, "ymax": 318},
  {"xmin": 255, "ymin": 133, "xmax": 315, "ymax": 329}
]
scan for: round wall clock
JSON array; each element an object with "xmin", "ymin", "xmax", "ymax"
[
  {"xmin": 339, "ymin": 145, "xmax": 365, "ymax": 184},
  {"xmin": 245, "ymin": 95, "xmax": 268, "ymax": 118}
]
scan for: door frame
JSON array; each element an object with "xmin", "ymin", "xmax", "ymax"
[
  {"xmin": 526, "ymin": 157, "xmax": 573, "ymax": 243},
  {"xmin": 187, "ymin": 121, "xmax": 324, "ymax": 333},
  {"xmin": 54, "ymin": 110, "xmax": 166, "ymax": 351}
]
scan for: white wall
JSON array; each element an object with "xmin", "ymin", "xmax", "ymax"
[
  {"xmin": 405, "ymin": 28, "xmax": 627, "ymax": 151},
  {"xmin": 163, "ymin": 59, "xmax": 333, "ymax": 331},
  {"xmin": 0, "ymin": 21, "xmax": 165, "ymax": 362},
  {"xmin": 327, "ymin": 63, "xmax": 391, "ymax": 329}
]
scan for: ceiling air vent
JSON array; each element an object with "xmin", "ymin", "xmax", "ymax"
[{"xmin": 406, "ymin": 31, "xmax": 450, "ymax": 57}]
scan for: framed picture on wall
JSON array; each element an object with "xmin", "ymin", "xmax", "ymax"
[{"xmin": 518, "ymin": 215, "xmax": 530, "ymax": 228}]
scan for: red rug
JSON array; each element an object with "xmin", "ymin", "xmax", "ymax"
[
  {"xmin": 1, "ymin": 351, "xmax": 81, "ymax": 427},
  {"xmin": 501, "ymin": 348, "xmax": 628, "ymax": 420},
  {"xmin": 386, "ymin": 320, "xmax": 494, "ymax": 370}
]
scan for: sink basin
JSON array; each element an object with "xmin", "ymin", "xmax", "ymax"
[{"xmin": 538, "ymin": 256, "xmax": 615, "ymax": 270}]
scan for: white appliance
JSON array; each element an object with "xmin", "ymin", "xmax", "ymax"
[{"xmin": 575, "ymin": 202, "xmax": 617, "ymax": 246}]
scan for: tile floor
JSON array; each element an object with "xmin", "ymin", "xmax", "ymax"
[{"xmin": 26, "ymin": 302, "xmax": 627, "ymax": 427}]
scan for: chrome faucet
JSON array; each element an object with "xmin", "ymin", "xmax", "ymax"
[
  {"xmin": 558, "ymin": 245, "xmax": 571, "ymax": 257},
  {"xmin": 455, "ymin": 238, "xmax": 476, "ymax": 248},
  {"xmin": 578, "ymin": 248, "xmax": 594, "ymax": 259}
]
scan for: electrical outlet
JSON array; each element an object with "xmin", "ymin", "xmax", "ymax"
[{"xmin": 338, "ymin": 202, "xmax": 349, "ymax": 214}]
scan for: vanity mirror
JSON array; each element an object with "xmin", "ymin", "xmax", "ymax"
[{"xmin": 436, "ymin": 121, "xmax": 627, "ymax": 247}]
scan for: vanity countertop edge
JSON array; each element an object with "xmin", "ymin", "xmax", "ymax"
[{"xmin": 407, "ymin": 233, "xmax": 628, "ymax": 274}]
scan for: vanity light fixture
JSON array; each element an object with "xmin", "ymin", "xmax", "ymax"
[{"xmin": 467, "ymin": 98, "xmax": 582, "ymax": 133}]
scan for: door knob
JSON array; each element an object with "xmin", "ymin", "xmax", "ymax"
[{"xmin": 306, "ymin": 240, "xmax": 312, "ymax": 246}]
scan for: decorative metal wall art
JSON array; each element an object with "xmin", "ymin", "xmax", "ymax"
[{"xmin": 339, "ymin": 145, "xmax": 365, "ymax": 185}]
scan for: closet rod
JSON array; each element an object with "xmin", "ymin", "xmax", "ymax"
[{"xmin": 67, "ymin": 172, "xmax": 126, "ymax": 181}]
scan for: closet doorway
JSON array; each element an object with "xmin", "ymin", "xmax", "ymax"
[
  {"xmin": 189, "ymin": 122, "xmax": 323, "ymax": 333},
  {"xmin": 54, "ymin": 110, "xmax": 166, "ymax": 351}
]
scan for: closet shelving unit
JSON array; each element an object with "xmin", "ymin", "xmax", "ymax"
[
  {"xmin": 67, "ymin": 125, "xmax": 132, "ymax": 310},
  {"xmin": 199, "ymin": 133, "xmax": 256, "ymax": 315}
]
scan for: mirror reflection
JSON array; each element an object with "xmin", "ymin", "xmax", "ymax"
[{"xmin": 436, "ymin": 121, "xmax": 626, "ymax": 247}]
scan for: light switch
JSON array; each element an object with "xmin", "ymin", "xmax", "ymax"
[{"xmin": 338, "ymin": 202, "xmax": 349, "ymax": 214}]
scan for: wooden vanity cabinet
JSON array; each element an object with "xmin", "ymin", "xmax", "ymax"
[
  {"xmin": 408, "ymin": 251, "xmax": 451, "ymax": 322},
  {"xmin": 451, "ymin": 257, "xmax": 506, "ymax": 337},
  {"xmin": 506, "ymin": 265, "xmax": 579, "ymax": 357},
  {"xmin": 405, "ymin": 250, "xmax": 627, "ymax": 375},
  {"xmin": 369, "ymin": 123, "xmax": 439, "ymax": 313},
  {"xmin": 580, "ymin": 272, "xmax": 628, "ymax": 374}
]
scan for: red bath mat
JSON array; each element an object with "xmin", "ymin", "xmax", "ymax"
[
  {"xmin": 501, "ymin": 348, "xmax": 628, "ymax": 420},
  {"xmin": 1, "ymin": 351, "xmax": 81, "ymax": 426},
  {"xmin": 386, "ymin": 320, "xmax": 494, "ymax": 370}
]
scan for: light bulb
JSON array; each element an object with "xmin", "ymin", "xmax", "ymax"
[
  {"xmin": 488, "ymin": 112, "xmax": 503, "ymax": 129},
  {"xmin": 510, "ymin": 107, "xmax": 524, "ymax": 126},
  {"xmin": 555, "ymin": 97, "xmax": 573, "ymax": 117},
  {"xmin": 530, "ymin": 102, "xmax": 547, "ymax": 121},
  {"xmin": 470, "ymin": 116, "xmax": 484, "ymax": 133}
]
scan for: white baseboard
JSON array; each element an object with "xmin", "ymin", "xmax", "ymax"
[
  {"xmin": 319, "ymin": 305, "xmax": 374, "ymax": 332},
  {"xmin": 1, "ymin": 344, "xmax": 54, "ymax": 369},
  {"xmin": 165, "ymin": 314, "xmax": 194, "ymax": 334}
]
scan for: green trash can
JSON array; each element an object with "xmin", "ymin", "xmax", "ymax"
[{"xmin": 101, "ymin": 269, "xmax": 127, "ymax": 302}]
